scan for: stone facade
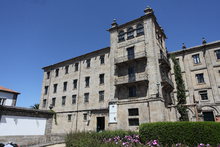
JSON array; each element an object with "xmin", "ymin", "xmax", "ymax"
[
  {"xmin": 39, "ymin": 7, "xmax": 220, "ymax": 134},
  {"xmin": 169, "ymin": 40, "xmax": 220, "ymax": 122}
]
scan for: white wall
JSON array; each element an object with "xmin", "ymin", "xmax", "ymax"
[
  {"xmin": 0, "ymin": 91, "xmax": 14, "ymax": 106},
  {"xmin": 0, "ymin": 115, "xmax": 47, "ymax": 136}
]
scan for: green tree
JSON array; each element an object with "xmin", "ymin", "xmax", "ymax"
[
  {"xmin": 31, "ymin": 103, "xmax": 39, "ymax": 109},
  {"xmin": 171, "ymin": 56, "xmax": 189, "ymax": 121}
]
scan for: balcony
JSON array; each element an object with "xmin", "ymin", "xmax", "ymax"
[
  {"xmin": 115, "ymin": 72, "xmax": 148, "ymax": 85},
  {"xmin": 161, "ymin": 75, "xmax": 174, "ymax": 89},
  {"xmin": 115, "ymin": 51, "xmax": 147, "ymax": 64},
  {"xmin": 159, "ymin": 53, "xmax": 171, "ymax": 69}
]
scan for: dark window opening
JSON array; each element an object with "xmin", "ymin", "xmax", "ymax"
[
  {"xmin": 127, "ymin": 27, "xmax": 134, "ymax": 39},
  {"xmin": 127, "ymin": 47, "xmax": 134, "ymax": 59},
  {"xmin": 44, "ymin": 86, "xmax": 49, "ymax": 95},
  {"xmin": 99, "ymin": 74, "xmax": 104, "ymax": 84},
  {"xmin": 47, "ymin": 72, "xmax": 50, "ymax": 79},
  {"xmin": 128, "ymin": 108, "xmax": 139, "ymax": 116},
  {"xmin": 68, "ymin": 114, "xmax": 72, "ymax": 122},
  {"xmin": 52, "ymin": 98, "xmax": 56, "ymax": 107},
  {"xmin": 215, "ymin": 50, "xmax": 220, "ymax": 60},
  {"xmin": 83, "ymin": 113, "xmax": 87, "ymax": 121},
  {"xmin": 128, "ymin": 118, "xmax": 139, "ymax": 126},
  {"xmin": 192, "ymin": 54, "xmax": 201, "ymax": 64},
  {"xmin": 55, "ymin": 69, "xmax": 59, "ymax": 77},
  {"xmin": 62, "ymin": 96, "xmax": 66, "ymax": 106},
  {"xmin": 84, "ymin": 93, "xmax": 89, "ymax": 103},
  {"xmin": 203, "ymin": 112, "xmax": 215, "ymax": 121},
  {"xmin": 199, "ymin": 91, "xmax": 208, "ymax": 100},
  {"xmin": 53, "ymin": 84, "xmax": 57, "ymax": 93},
  {"xmin": 73, "ymin": 79, "xmax": 78, "ymax": 89},
  {"xmin": 65, "ymin": 65, "xmax": 69, "ymax": 74},
  {"xmin": 100, "ymin": 55, "xmax": 105, "ymax": 64},
  {"xmin": 99, "ymin": 91, "xmax": 104, "ymax": 102},
  {"xmin": 72, "ymin": 95, "xmax": 76, "ymax": 104},
  {"xmin": 118, "ymin": 30, "xmax": 125, "ymax": 42},
  {"xmin": 85, "ymin": 77, "xmax": 90, "ymax": 87},
  {"xmin": 196, "ymin": 73, "xmax": 205, "ymax": 83},
  {"xmin": 63, "ymin": 82, "xmax": 68, "ymax": 91},
  {"xmin": 75, "ymin": 63, "xmax": 79, "ymax": 71},
  {"xmin": 86, "ymin": 59, "xmax": 91, "ymax": 68},
  {"xmin": 43, "ymin": 99, "xmax": 47, "ymax": 108},
  {"xmin": 136, "ymin": 24, "xmax": 144, "ymax": 36}
]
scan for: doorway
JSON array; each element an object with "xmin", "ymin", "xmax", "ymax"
[
  {"xmin": 203, "ymin": 111, "xmax": 215, "ymax": 121},
  {"xmin": 97, "ymin": 117, "xmax": 105, "ymax": 132}
]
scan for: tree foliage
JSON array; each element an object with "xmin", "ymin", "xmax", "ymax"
[
  {"xmin": 30, "ymin": 103, "xmax": 39, "ymax": 109},
  {"xmin": 171, "ymin": 56, "xmax": 189, "ymax": 121}
]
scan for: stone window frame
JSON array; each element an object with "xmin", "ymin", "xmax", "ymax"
[
  {"xmin": 68, "ymin": 114, "xmax": 72, "ymax": 122},
  {"xmin": 118, "ymin": 30, "xmax": 125, "ymax": 42},
  {"xmin": 84, "ymin": 93, "xmax": 89, "ymax": 103},
  {"xmin": 43, "ymin": 99, "xmax": 47, "ymax": 108},
  {"xmin": 44, "ymin": 86, "xmax": 49, "ymax": 95},
  {"xmin": 52, "ymin": 97, "xmax": 56, "ymax": 107},
  {"xmin": 85, "ymin": 77, "xmax": 90, "ymax": 87},
  {"xmin": 46, "ymin": 71, "xmax": 50, "ymax": 79},
  {"xmin": 55, "ymin": 68, "xmax": 59, "ymax": 77},
  {"xmin": 199, "ymin": 90, "xmax": 208, "ymax": 101},
  {"xmin": 192, "ymin": 54, "xmax": 201, "ymax": 65},
  {"xmin": 100, "ymin": 55, "xmax": 105, "ymax": 64},
  {"xmin": 99, "ymin": 74, "xmax": 105, "ymax": 85},
  {"xmin": 195, "ymin": 73, "xmax": 205, "ymax": 84},
  {"xmin": 73, "ymin": 79, "xmax": 78, "ymax": 89},
  {"xmin": 63, "ymin": 81, "xmax": 68, "ymax": 91},
  {"xmin": 136, "ymin": 24, "xmax": 144, "ymax": 36},
  {"xmin": 128, "ymin": 108, "xmax": 139, "ymax": 116},
  {"xmin": 72, "ymin": 95, "xmax": 76, "ymax": 104},
  {"xmin": 215, "ymin": 49, "xmax": 220, "ymax": 60},
  {"xmin": 65, "ymin": 65, "xmax": 69, "ymax": 74},
  {"xmin": 86, "ymin": 59, "xmax": 91, "ymax": 68},
  {"xmin": 62, "ymin": 96, "xmax": 66, "ymax": 106},
  {"xmin": 75, "ymin": 63, "xmax": 79, "ymax": 71},
  {"xmin": 128, "ymin": 118, "xmax": 139, "ymax": 126},
  {"xmin": 127, "ymin": 27, "xmax": 134, "ymax": 40},
  {"xmin": 99, "ymin": 91, "xmax": 104, "ymax": 102},
  {"xmin": 83, "ymin": 113, "xmax": 88, "ymax": 121},
  {"xmin": 53, "ymin": 84, "xmax": 58, "ymax": 93}
]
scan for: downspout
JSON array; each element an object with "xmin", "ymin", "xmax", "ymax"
[{"xmin": 75, "ymin": 61, "xmax": 81, "ymax": 132}]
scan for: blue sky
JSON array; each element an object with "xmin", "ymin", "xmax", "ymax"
[{"xmin": 0, "ymin": 0, "xmax": 219, "ymax": 108}]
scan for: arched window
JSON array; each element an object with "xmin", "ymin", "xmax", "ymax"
[
  {"xmin": 127, "ymin": 27, "xmax": 134, "ymax": 39},
  {"xmin": 136, "ymin": 24, "xmax": 144, "ymax": 36},
  {"xmin": 118, "ymin": 30, "xmax": 125, "ymax": 42}
]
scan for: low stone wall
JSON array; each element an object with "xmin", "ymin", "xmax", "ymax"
[{"xmin": 0, "ymin": 134, "xmax": 65, "ymax": 147}]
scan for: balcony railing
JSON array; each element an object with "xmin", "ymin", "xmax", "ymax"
[
  {"xmin": 115, "ymin": 72, "xmax": 148, "ymax": 85},
  {"xmin": 159, "ymin": 53, "xmax": 171, "ymax": 67},
  {"xmin": 115, "ymin": 51, "xmax": 147, "ymax": 64},
  {"xmin": 161, "ymin": 75, "xmax": 174, "ymax": 88}
]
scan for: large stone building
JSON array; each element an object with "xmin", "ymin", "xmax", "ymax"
[
  {"xmin": 39, "ymin": 7, "xmax": 220, "ymax": 134},
  {"xmin": 170, "ymin": 40, "xmax": 220, "ymax": 122}
]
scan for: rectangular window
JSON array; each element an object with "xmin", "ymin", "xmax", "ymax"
[
  {"xmin": 65, "ymin": 65, "xmax": 69, "ymax": 74},
  {"xmin": 63, "ymin": 82, "xmax": 68, "ymax": 91},
  {"xmin": 128, "ymin": 118, "xmax": 139, "ymax": 126},
  {"xmin": 47, "ymin": 72, "xmax": 50, "ymax": 79},
  {"xmin": 68, "ymin": 114, "xmax": 72, "ymax": 122},
  {"xmin": 215, "ymin": 50, "xmax": 220, "ymax": 60},
  {"xmin": 129, "ymin": 86, "xmax": 136, "ymax": 97},
  {"xmin": 53, "ymin": 84, "xmax": 58, "ymax": 93},
  {"xmin": 55, "ymin": 69, "xmax": 59, "ymax": 77},
  {"xmin": 128, "ymin": 108, "xmax": 139, "ymax": 116},
  {"xmin": 83, "ymin": 113, "xmax": 87, "ymax": 121},
  {"xmin": 196, "ymin": 73, "xmax": 205, "ymax": 83},
  {"xmin": 72, "ymin": 95, "xmax": 76, "ymax": 104},
  {"xmin": 75, "ymin": 63, "xmax": 79, "ymax": 71},
  {"xmin": 52, "ymin": 97, "xmax": 56, "ymax": 107},
  {"xmin": 99, "ymin": 74, "xmax": 104, "ymax": 84},
  {"xmin": 100, "ymin": 55, "xmax": 105, "ymax": 64},
  {"xmin": 199, "ymin": 91, "xmax": 208, "ymax": 100},
  {"xmin": 128, "ymin": 66, "xmax": 135, "ymax": 81},
  {"xmin": 86, "ymin": 59, "xmax": 91, "ymax": 68},
  {"xmin": 73, "ymin": 79, "xmax": 78, "ymax": 89},
  {"xmin": 62, "ymin": 96, "xmax": 66, "ymax": 106},
  {"xmin": 85, "ymin": 77, "xmax": 90, "ymax": 87},
  {"xmin": 44, "ymin": 86, "xmax": 49, "ymax": 95},
  {"xmin": 99, "ymin": 91, "xmax": 104, "ymax": 102},
  {"xmin": 127, "ymin": 47, "xmax": 134, "ymax": 59},
  {"xmin": 0, "ymin": 98, "xmax": 6, "ymax": 105},
  {"xmin": 43, "ymin": 99, "xmax": 47, "ymax": 108},
  {"xmin": 192, "ymin": 54, "xmax": 201, "ymax": 64},
  {"xmin": 84, "ymin": 93, "xmax": 89, "ymax": 103}
]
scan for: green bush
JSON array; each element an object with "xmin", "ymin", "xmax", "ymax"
[
  {"xmin": 139, "ymin": 122, "xmax": 220, "ymax": 146},
  {"xmin": 65, "ymin": 130, "xmax": 137, "ymax": 147}
]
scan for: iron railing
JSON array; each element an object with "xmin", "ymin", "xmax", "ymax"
[
  {"xmin": 115, "ymin": 51, "xmax": 147, "ymax": 64},
  {"xmin": 115, "ymin": 72, "xmax": 148, "ymax": 85}
]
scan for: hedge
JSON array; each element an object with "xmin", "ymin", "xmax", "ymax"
[
  {"xmin": 139, "ymin": 122, "xmax": 220, "ymax": 146},
  {"xmin": 65, "ymin": 130, "xmax": 137, "ymax": 147}
]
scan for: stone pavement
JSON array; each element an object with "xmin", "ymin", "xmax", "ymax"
[{"xmin": 45, "ymin": 143, "xmax": 65, "ymax": 147}]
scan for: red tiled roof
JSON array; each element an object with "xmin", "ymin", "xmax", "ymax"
[{"xmin": 0, "ymin": 86, "xmax": 20, "ymax": 94}]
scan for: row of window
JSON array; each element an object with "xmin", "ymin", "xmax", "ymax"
[
  {"xmin": 43, "ymin": 91, "xmax": 105, "ymax": 108},
  {"xmin": 118, "ymin": 24, "xmax": 144, "ymax": 42},
  {"xmin": 191, "ymin": 49, "xmax": 220, "ymax": 65},
  {"xmin": 46, "ymin": 55, "xmax": 105, "ymax": 79},
  {"xmin": 44, "ymin": 74, "xmax": 105, "ymax": 95}
]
